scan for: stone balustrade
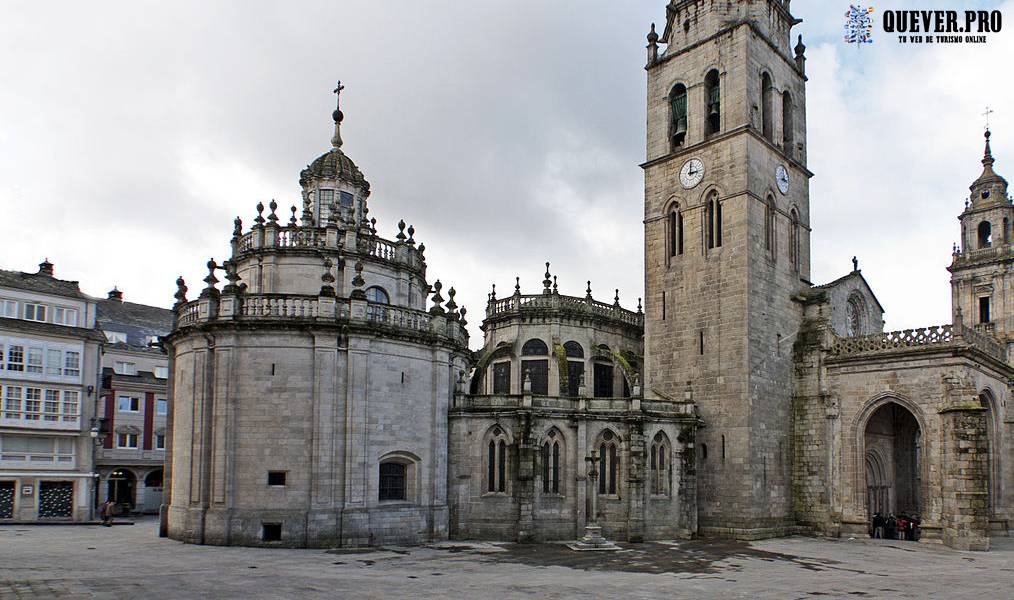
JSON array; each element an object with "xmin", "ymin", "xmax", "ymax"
[
  {"xmin": 173, "ymin": 293, "xmax": 466, "ymax": 342},
  {"xmin": 951, "ymin": 243, "xmax": 1013, "ymax": 266},
  {"xmin": 455, "ymin": 394, "xmax": 695, "ymax": 416},
  {"xmin": 830, "ymin": 323, "xmax": 1007, "ymax": 363},
  {"xmin": 233, "ymin": 223, "xmax": 424, "ymax": 271},
  {"xmin": 487, "ymin": 293, "xmax": 643, "ymax": 328}
]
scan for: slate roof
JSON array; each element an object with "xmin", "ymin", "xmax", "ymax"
[
  {"xmin": 0, "ymin": 269, "xmax": 87, "ymax": 300},
  {"xmin": 96, "ymin": 298, "xmax": 173, "ymax": 350}
]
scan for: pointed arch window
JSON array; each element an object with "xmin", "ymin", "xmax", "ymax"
[
  {"xmin": 789, "ymin": 208, "xmax": 800, "ymax": 271},
  {"xmin": 670, "ymin": 84, "xmax": 688, "ymax": 149},
  {"xmin": 705, "ymin": 69, "xmax": 721, "ymax": 135},
  {"xmin": 706, "ymin": 192, "xmax": 722, "ymax": 249},
  {"xmin": 649, "ymin": 434, "xmax": 671, "ymax": 496},
  {"xmin": 782, "ymin": 91, "xmax": 794, "ymax": 151},
  {"xmin": 761, "ymin": 72, "xmax": 773, "ymax": 141},
  {"xmin": 542, "ymin": 432, "xmax": 563, "ymax": 494},
  {"xmin": 669, "ymin": 207, "xmax": 684, "ymax": 257},
  {"xmin": 598, "ymin": 431, "xmax": 619, "ymax": 496},
  {"xmin": 764, "ymin": 195, "xmax": 776, "ymax": 256},
  {"xmin": 486, "ymin": 428, "xmax": 509, "ymax": 494}
]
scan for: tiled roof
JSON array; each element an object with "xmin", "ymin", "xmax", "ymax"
[
  {"xmin": 96, "ymin": 298, "xmax": 173, "ymax": 350},
  {"xmin": 0, "ymin": 269, "xmax": 87, "ymax": 300}
]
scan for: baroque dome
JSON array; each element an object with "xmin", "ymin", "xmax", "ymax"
[{"xmin": 299, "ymin": 148, "xmax": 370, "ymax": 194}]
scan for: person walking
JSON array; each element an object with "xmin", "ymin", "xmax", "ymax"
[
  {"xmin": 100, "ymin": 500, "xmax": 115, "ymax": 527},
  {"xmin": 872, "ymin": 512, "xmax": 885, "ymax": 539}
]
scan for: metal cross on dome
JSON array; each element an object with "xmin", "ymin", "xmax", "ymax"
[{"xmin": 983, "ymin": 106, "xmax": 994, "ymax": 130}]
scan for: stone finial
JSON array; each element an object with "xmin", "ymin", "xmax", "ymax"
[
  {"xmin": 108, "ymin": 287, "xmax": 123, "ymax": 301},
  {"xmin": 320, "ymin": 257, "xmax": 336, "ymax": 296},
  {"xmin": 637, "ymin": 298, "xmax": 643, "ymax": 314},
  {"xmin": 552, "ymin": 276, "xmax": 558, "ymax": 295},
  {"xmin": 614, "ymin": 289, "xmax": 620, "ymax": 307},
  {"xmin": 514, "ymin": 276, "xmax": 521, "ymax": 296},
  {"xmin": 418, "ymin": 243, "xmax": 426, "ymax": 255},
  {"xmin": 586, "ymin": 280, "xmax": 592, "ymax": 300},
  {"xmin": 222, "ymin": 260, "xmax": 242, "ymax": 294},
  {"xmin": 407, "ymin": 225, "xmax": 416, "ymax": 245},
  {"xmin": 201, "ymin": 259, "xmax": 220, "ymax": 298},
  {"xmin": 370, "ymin": 217, "xmax": 377, "ymax": 235},
  {"xmin": 953, "ymin": 242, "xmax": 960, "ymax": 254},
  {"xmin": 523, "ymin": 369, "xmax": 532, "ymax": 393},
  {"xmin": 542, "ymin": 262, "xmax": 552, "ymax": 294},
  {"xmin": 174, "ymin": 276, "xmax": 188, "ymax": 307},
  {"xmin": 397, "ymin": 219, "xmax": 407, "ymax": 242},
  {"xmin": 267, "ymin": 200, "xmax": 279, "ymax": 223},
  {"xmin": 852, "ymin": 256, "xmax": 859, "ymax": 272},
  {"xmin": 37, "ymin": 258, "xmax": 54, "ymax": 277},
  {"xmin": 289, "ymin": 205, "xmax": 298, "ymax": 227},
  {"xmin": 646, "ymin": 23, "xmax": 659, "ymax": 65},
  {"xmin": 446, "ymin": 286, "xmax": 458, "ymax": 316},
  {"xmin": 332, "ymin": 80, "xmax": 345, "ymax": 149},
  {"xmin": 232, "ymin": 216, "xmax": 243, "ymax": 240},
  {"xmin": 429, "ymin": 280, "xmax": 446, "ymax": 315},
  {"xmin": 350, "ymin": 260, "xmax": 367, "ymax": 299},
  {"xmin": 459, "ymin": 306, "xmax": 468, "ymax": 327},
  {"xmin": 302, "ymin": 196, "xmax": 314, "ymax": 225},
  {"xmin": 254, "ymin": 201, "xmax": 265, "ymax": 226},
  {"xmin": 490, "ymin": 283, "xmax": 496, "ymax": 302},
  {"xmin": 794, "ymin": 34, "xmax": 807, "ymax": 73}
]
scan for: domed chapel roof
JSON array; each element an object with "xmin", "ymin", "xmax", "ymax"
[{"xmin": 299, "ymin": 80, "xmax": 370, "ymax": 194}]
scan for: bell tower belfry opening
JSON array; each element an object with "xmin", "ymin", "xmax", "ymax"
[{"xmin": 642, "ymin": 0, "xmax": 812, "ymax": 536}]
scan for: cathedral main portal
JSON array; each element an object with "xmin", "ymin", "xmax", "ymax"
[{"xmin": 864, "ymin": 402, "xmax": 921, "ymax": 518}]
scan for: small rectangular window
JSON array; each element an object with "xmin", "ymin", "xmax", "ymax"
[
  {"xmin": 117, "ymin": 433, "xmax": 139, "ymax": 448},
  {"xmin": 699, "ymin": 331, "xmax": 705, "ymax": 355},
  {"xmin": 593, "ymin": 363, "xmax": 614, "ymax": 398},
  {"xmin": 155, "ymin": 433, "xmax": 166, "ymax": 450},
  {"xmin": 491, "ymin": 362, "xmax": 510, "ymax": 394},
  {"xmin": 117, "ymin": 396, "xmax": 140, "ymax": 412},
  {"xmin": 267, "ymin": 471, "xmax": 286, "ymax": 486},
  {"xmin": 262, "ymin": 522, "xmax": 282, "ymax": 541},
  {"xmin": 154, "ymin": 366, "xmax": 169, "ymax": 379},
  {"xmin": 46, "ymin": 349, "xmax": 61, "ymax": 376},
  {"xmin": 64, "ymin": 351, "xmax": 80, "ymax": 377},
  {"xmin": 61, "ymin": 391, "xmax": 79, "ymax": 422},
  {"xmin": 53, "ymin": 307, "xmax": 77, "ymax": 326},
  {"xmin": 114, "ymin": 361, "xmax": 136, "ymax": 375},
  {"xmin": 3, "ymin": 386, "xmax": 23, "ymax": 419},
  {"xmin": 26, "ymin": 348, "xmax": 43, "ymax": 374},
  {"xmin": 43, "ymin": 389, "xmax": 60, "ymax": 421},
  {"xmin": 979, "ymin": 296, "xmax": 991, "ymax": 324},
  {"xmin": 105, "ymin": 331, "xmax": 128, "ymax": 344},
  {"xmin": 0, "ymin": 299, "xmax": 17, "ymax": 318},
  {"xmin": 156, "ymin": 398, "xmax": 168, "ymax": 415},
  {"xmin": 24, "ymin": 303, "xmax": 47, "ymax": 322},
  {"xmin": 24, "ymin": 388, "xmax": 41, "ymax": 420},
  {"xmin": 7, "ymin": 345, "xmax": 24, "ymax": 372}
]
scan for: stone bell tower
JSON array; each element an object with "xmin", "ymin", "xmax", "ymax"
[
  {"xmin": 949, "ymin": 130, "xmax": 1014, "ymax": 359},
  {"xmin": 642, "ymin": 0, "xmax": 811, "ymax": 536}
]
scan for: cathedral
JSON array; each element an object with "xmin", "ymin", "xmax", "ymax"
[{"xmin": 162, "ymin": 0, "xmax": 1010, "ymax": 551}]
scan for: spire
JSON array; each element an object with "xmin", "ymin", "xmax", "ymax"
[
  {"xmin": 983, "ymin": 129, "xmax": 995, "ymax": 168},
  {"xmin": 331, "ymin": 81, "xmax": 345, "ymax": 149},
  {"xmin": 971, "ymin": 128, "xmax": 1008, "ymax": 195}
]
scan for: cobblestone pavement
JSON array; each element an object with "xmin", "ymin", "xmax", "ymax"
[{"xmin": 1, "ymin": 519, "xmax": 1012, "ymax": 599}]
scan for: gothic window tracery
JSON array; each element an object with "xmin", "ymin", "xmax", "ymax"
[
  {"xmin": 649, "ymin": 432, "xmax": 671, "ymax": 496},
  {"xmin": 669, "ymin": 207, "xmax": 684, "ymax": 257},
  {"xmin": 486, "ymin": 426, "xmax": 510, "ymax": 494},
  {"xmin": 542, "ymin": 429, "xmax": 563, "ymax": 495},
  {"xmin": 598, "ymin": 430, "xmax": 619, "ymax": 496}
]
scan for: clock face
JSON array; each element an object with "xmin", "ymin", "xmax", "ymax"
[
  {"xmin": 776, "ymin": 164, "xmax": 790, "ymax": 194},
  {"xmin": 679, "ymin": 158, "xmax": 705, "ymax": 189}
]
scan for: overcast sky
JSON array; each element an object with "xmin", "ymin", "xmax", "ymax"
[{"xmin": 1, "ymin": 0, "xmax": 1010, "ymax": 340}]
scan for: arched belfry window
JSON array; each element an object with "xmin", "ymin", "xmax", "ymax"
[
  {"xmin": 486, "ymin": 426, "xmax": 510, "ymax": 494},
  {"xmin": 978, "ymin": 221, "xmax": 993, "ymax": 249},
  {"xmin": 598, "ymin": 430, "xmax": 619, "ymax": 496},
  {"xmin": 764, "ymin": 195, "xmax": 776, "ymax": 255},
  {"xmin": 706, "ymin": 192, "xmax": 722, "ymax": 249},
  {"xmin": 670, "ymin": 84, "xmax": 688, "ymax": 149},
  {"xmin": 521, "ymin": 339, "xmax": 549, "ymax": 395},
  {"xmin": 705, "ymin": 69, "xmax": 721, "ymax": 135},
  {"xmin": 782, "ymin": 91, "xmax": 794, "ymax": 150},
  {"xmin": 789, "ymin": 208, "xmax": 800, "ymax": 271},
  {"xmin": 649, "ymin": 432, "xmax": 671, "ymax": 496},
  {"xmin": 542, "ymin": 429, "xmax": 563, "ymax": 495},
  {"xmin": 669, "ymin": 206, "xmax": 684, "ymax": 257},
  {"xmin": 761, "ymin": 72, "xmax": 773, "ymax": 141}
]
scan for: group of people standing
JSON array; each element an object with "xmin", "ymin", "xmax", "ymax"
[{"xmin": 870, "ymin": 512, "xmax": 921, "ymax": 541}]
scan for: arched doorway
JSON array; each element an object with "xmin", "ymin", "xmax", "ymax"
[
  {"xmin": 142, "ymin": 469, "xmax": 164, "ymax": 514},
  {"xmin": 107, "ymin": 469, "xmax": 136, "ymax": 510},
  {"xmin": 864, "ymin": 402, "xmax": 921, "ymax": 516}
]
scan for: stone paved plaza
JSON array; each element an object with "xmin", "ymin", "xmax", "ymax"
[{"xmin": 1, "ymin": 519, "xmax": 1011, "ymax": 599}]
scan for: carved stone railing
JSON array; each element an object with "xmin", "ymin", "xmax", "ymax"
[
  {"xmin": 455, "ymin": 394, "xmax": 694, "ymax": 416},
  {"xmin": 830, "ymin": 323, "xmax": 1007, "ymax": 364},
  {"xmin": 176, "ymin": 301, "xmax": 201, "ymax": 327},
  {"xmin": 952, "ymin": 244, "xmax": 1013, "ymax": 266},
  {"xmin": 173, "ymin": 293, "xmax": 466, "ymax": 343},
  {"xmin": 241, "ymin": 295, "xmax": 320, "ymax": 319},
  {"xmin": 487, "ymin": 294, "xmax": 643, "ymax": 328},
  {"xmin": 367, "ymin": 238, "xmax": 397, "ymax": 261},
  {"xmin": 974, "ymin": 322, "xmax": 996, "ymax": 335},
  {"xmin": 232, "ymin": 224, "xmax": 424, "ymax": 271},
  {"xmin": 276, "ymin": 228, "xmax": 325, "ymax": 249}
]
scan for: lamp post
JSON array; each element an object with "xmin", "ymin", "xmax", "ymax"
[{"xmin": 89, "ymin": 417, "xmax": 107, "ymax": 522}]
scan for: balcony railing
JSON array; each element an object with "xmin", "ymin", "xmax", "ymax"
[
  {"xmin": 233, "ymin": 224, "xmax": 425, "ymax": 272},
  {"xmin": 830, "ymin": 322, "xmax": 1007, "ymax": 364},
  {"xmin": 487, "ymin": 294, "xmax": 642, "ymax": 328}
]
